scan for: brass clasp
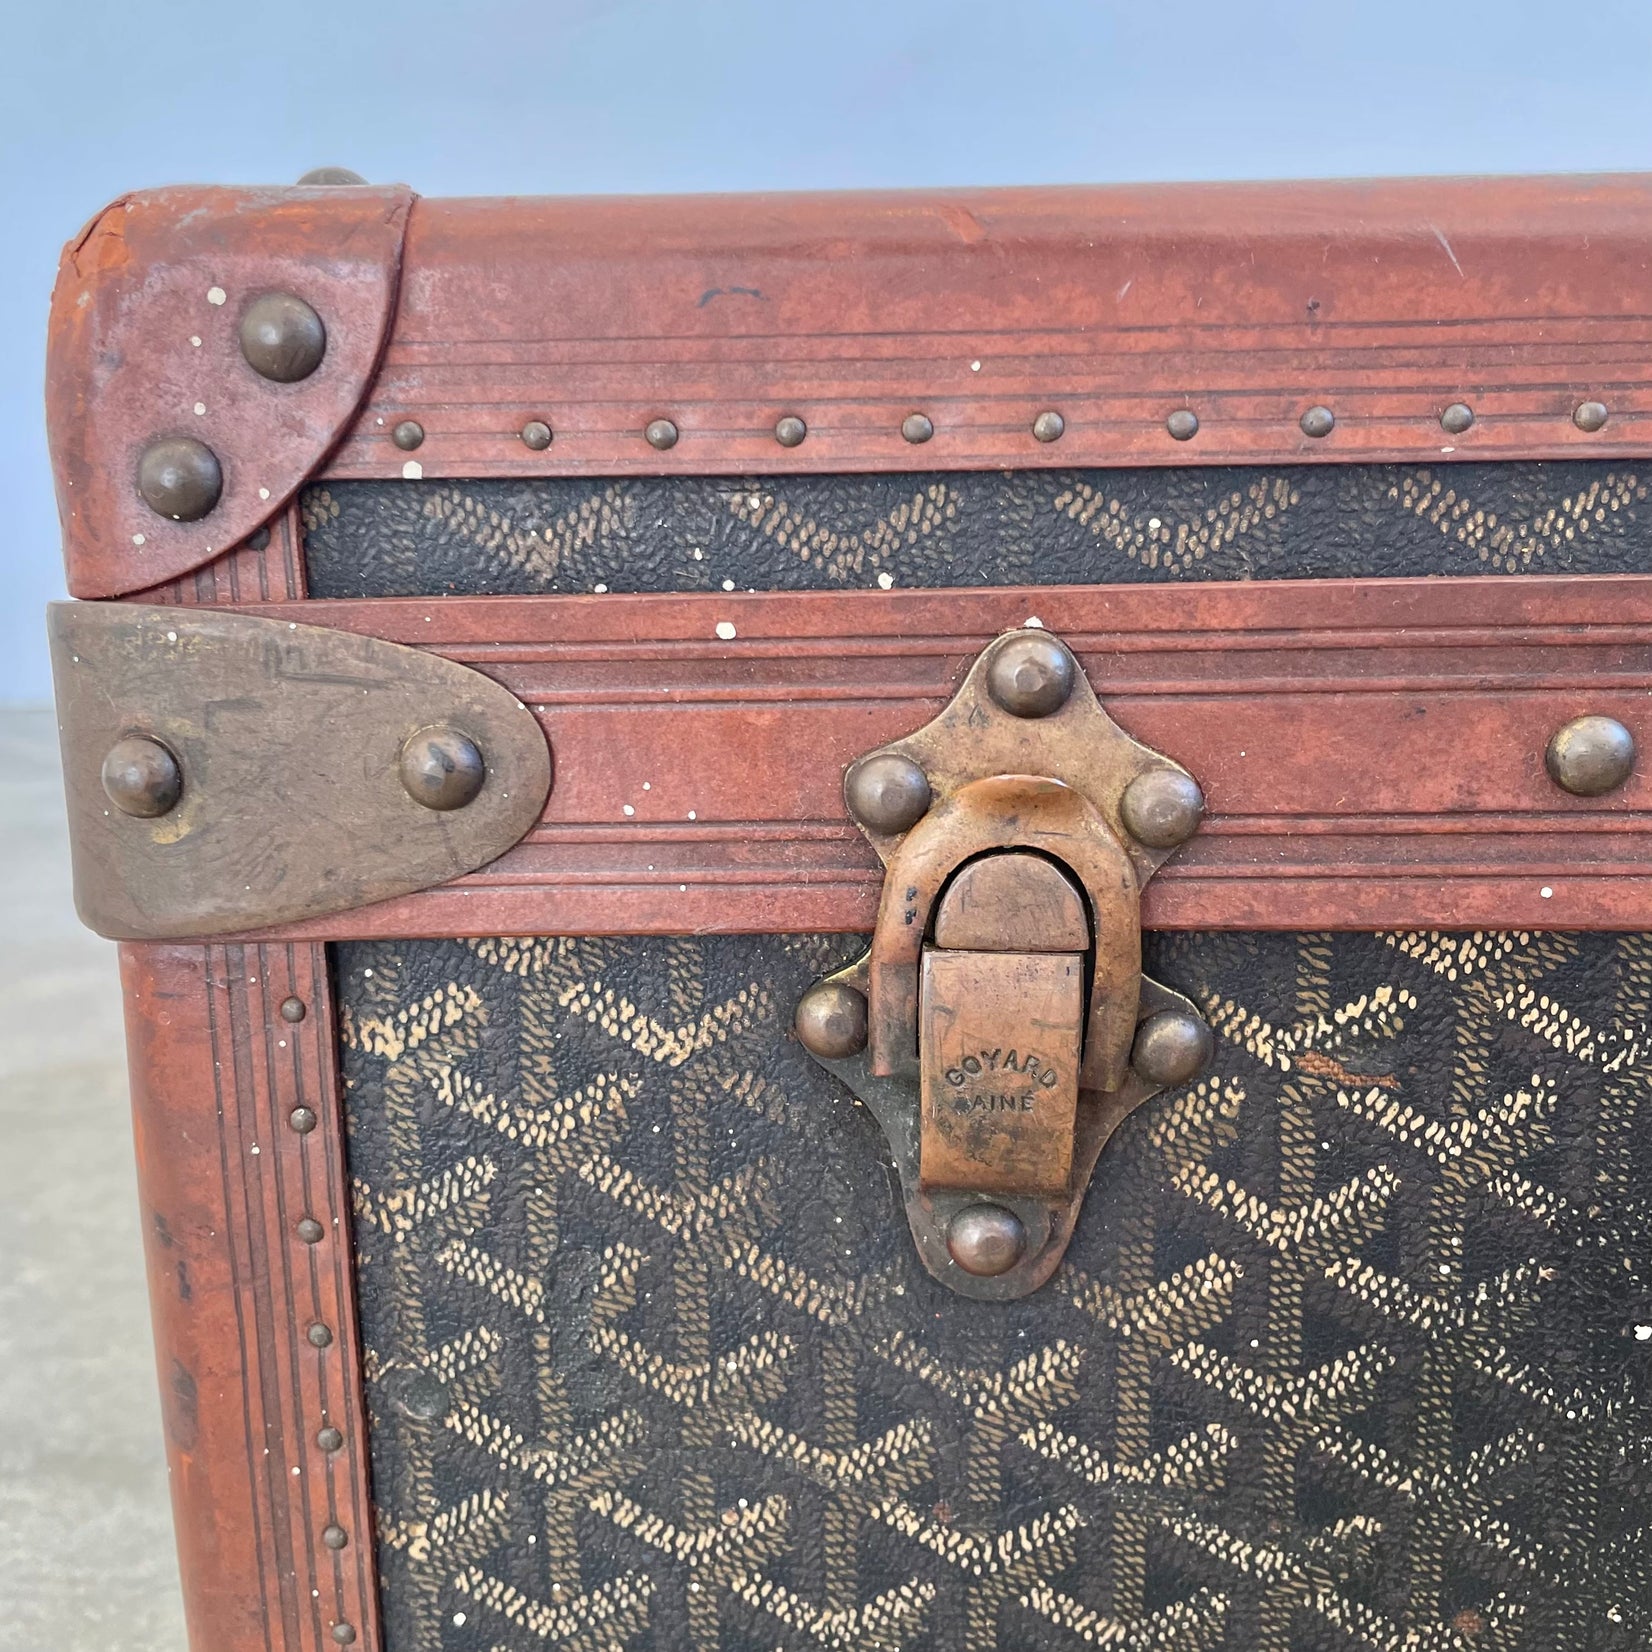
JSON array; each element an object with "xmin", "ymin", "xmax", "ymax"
[{"xmin": 795, "ymin": 629, "xmax": 1213, "ymax": 1299}]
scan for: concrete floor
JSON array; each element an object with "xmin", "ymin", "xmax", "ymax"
[{"xmin": 0, "ymin": 706, "xmax": 185, "ymax": 1650}]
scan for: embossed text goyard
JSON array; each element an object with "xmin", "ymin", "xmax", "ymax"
[{"xmin": 47, "ymin": 174, "xmax": 1652, "ymax": 1652}]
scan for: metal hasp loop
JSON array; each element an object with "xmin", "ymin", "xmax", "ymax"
[{"xmin": 795, "ymin": 628, "xmax": 1213, "ymax": 1299}]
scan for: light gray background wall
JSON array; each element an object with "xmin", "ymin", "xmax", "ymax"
[{"xmin": 7, "ymin": 0, "xmax": 1652, "ymax": 701}]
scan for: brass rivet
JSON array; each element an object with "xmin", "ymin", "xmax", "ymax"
[
  {"xmin": 1440, "ymin": 402, "xmax": 1475, "ymax": 435},
  {"xmin": 391, "ymin": 420, "xmax": 424, "ymax": 451},
  {"xmin": 985, "ymin": 631, "xmax": 1076, "ymax": 718},
  {"xmin": 1299, "ymin": 405, "xmax": 1335, "ymax": 439},
  {"xmin": 1120, "ymin": 769, "xmax": 1205, "ymax": 849},
  {"xmin": 307, "ymin": 1322, "xmax": 333, "ymax": 1349},
  {"xmin": 331, "ymin": 1626, "xmax": 357, "ymax": 1646},
  {"xmin": 946, "ymin": 1205, "xmax": 1026, "ymax": 1276},
  {"xmin": 1545, "ymin": 714, "xmax": 1636, "ymax": 797},
  {"xmin": 280, "ymin": 996, "xmax": 307, "ymax": 1023},
  {"xmin": 1131, "ymin": 1009, "xmax": 1215, "ymax": 1088},
  {"xmin": 645, "ymin": 418, "xmax": 679, "ymax": 450},
  {"xmin": 399, "ymin": 726, "xmax": 485, "ymax": 811},
  {"xmin": 1167, "ymin": 409, "xmax": 1199, "ymax": 441},
  {"xmin": 316, "ymin": 1426, "xmax": 344, "ymax": 1452},
  {"xmin": 843, "ymin": 752, "xmax": 931, "ymax": 834},
  {"xmin": 296, "ymin": 1217, "xmax": 325, "ymax": 1244},
  {"xmin": 239, "ymin": 292, "xmax": 327, "ymax": 383},
  {"xmin": 1574, "ymin": 400, "xmax": 1610, "ymax": 433},
  {"xmin": 520, "ymin": 419, "xmax": 553, "ymax": 451},
  {"xmin": 137, "ymin": 437, "xmax": 223, "ymax": 521},
  {"xmin": 289, "ymin": 1106, "xmax": 318, "ymax": 1134},
  {"xmin": 321, "ymin": 1524, "xmax": 349, "ymax": 1551},
  {"xmin": 297, "ymin": 167, "xmax": 366, "ymax": 185},
  {"xmin": 774, "ymin": 415, "xmax": 807, "ymax": 448},
  {"xmin": 901, "ymin": 412, "xmax": 934, "ymax": 444},
  {"xmin": 385, "ymin": 1369, "xmax": 452, "ymax": 1421},
  {"xmin": 246, "ymin": 525, "xmax": 271, "ymax": 551},
  {"xmin": 1031, "ymin": 410, "xmax": 1065, "ymax": 443},
  {"xmin": 794, "ymin": 981, "xmax": 869, "ymax": 1060},
  {"xmin": 101, "ymin": 736, "xmax": 182, "ymax": 818}
]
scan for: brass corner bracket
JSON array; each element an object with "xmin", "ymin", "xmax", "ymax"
[{"xmin": 795, "ymin": 628, "xmax": 1212, "ymax": 1299}]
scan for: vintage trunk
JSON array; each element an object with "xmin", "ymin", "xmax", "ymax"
[{"xmin": 45, "ymin": 174, "xmax": 1652, "ymax": 1652}]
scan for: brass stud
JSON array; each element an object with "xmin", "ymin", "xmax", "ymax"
[
  {"xmin": 1120, "ymin": 769, "xmax": 1205, "ymax": 849},
  {"xmin": 246, "ymin": 525, "xmax": 271, "ymax": 551},
  {"xmin": 321, "ymin": 1524, "xmax": 349, "ymax": 1551},
  {"xmin": 399, "ymin": 726, "xmax": 485, "ymax": 811},
  {"xmin": 1574, "ymin": 400, "xmax": 1610, "ymax": 433},
  {"xmin": 1545, "ymin": 714, "xmax": 1636, "ymax": 797},
  {"xmin": 385, "ymin": 1368, "xmax": 452, "ymax": 1421},
  {"xmin": 331, "ymin": 1626, "xmax": 357, "ymax": 1646},
  {"xmin": 307, "ymin": 1322, "xmax": 334, "ymax": 1349},
  {"xmin": 946, "ymin": 1205, "xmax": 1026, "ymax": 1276},
  {"xmin": 289, "ymin": 1106, "xmax": 318, "ymax": 1134},
  {"xmin": 1299, "ymin": 405, "xmax": 1335, "ymax": 439},
  {"xmin": 239, "ymin": 292, "xmax": 327, "ymax": 383},
  {"xmin": 137, "ymin": 437, "xmax": 223, "ymax": 521},
  {"xmin": 645, "ymin": 418, "xmax": 679, "ymax": 450},
  {"xmin": 1166, "ymin": 409, "xmax": 1199, "ymax": 441},
  {"xmin": 843, "ymin": 752, "xmax": 931, "ymax": 834},
  {"xmin": 901, "ymin": 412, "xmax": 934, "ymax": 444},
  {"xmin": 520, "ymin": 419, "xmax": 553, "ymax": 451},
  {"xmin": 316, "ymin": 1426, "xmax": 344, "ymax": 1452},
  {"xmin": 774, "ymin": 415, "xmax": 807, "ymax": 448},
  {"xmin": 280, "ymin": 996, "xmax": 308, "ymax": 1023},
  {"xmin": 1440, "ymin": 402, "xmax": 1475, "ymax": 435},
  {"xmin": 296, "ymin": 1217, "xmax": 325, "ymax": 1244},
  {"xmin": 1131, "ymin": 1009, "xmax": 1215, "ymax": 1088},
  {"xmin": 101, "ymin": 735, "xmax": 182, "ymax": 818},
  {"xmin": 297, "ymin": 167, "xmax": 366, "ymax": 185},
  {"xmin": 391, "ymin": 420, "xmax": 424, "ymax": 451},
  {"xmin": 794, "ymin": 981, "xmax": 869, "ymax": 1060},
  {"xmin": 985, "ymin": 631, "xmax": 1076, "ymax": 718},
  {"xmin": 1031, "ymin": 410, "xmax": 1065, "ymax": 443}
]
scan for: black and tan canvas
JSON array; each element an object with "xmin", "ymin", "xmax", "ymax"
[{"xmin": 324, "ymin": 466, "xmax": 1652, "ymax": 1652}]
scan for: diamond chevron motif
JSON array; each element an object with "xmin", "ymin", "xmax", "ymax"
[{"xmin": 340, "ymin": 930, "xmax": 1652, "ymax": 1651}]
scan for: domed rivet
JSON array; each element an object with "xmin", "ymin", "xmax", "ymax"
[
  {"xmin": 1299, "ymin": 405, "xmax": 1335, "ymax": 439},
  {"xmin": 331, "ymin": 1625, "xmax": 357, "ymax": 1646},
  {"xmin": 280, "ymin": 996, "xmax": 307, "ymax": 1023},
  {"xmin": 316, "ymin": 1426, "xmax": 344, "ymax": 1452},
  {"xmin": 1120, "ymin": 769, "xmax": 1205, "ymax": 849},
  {"xmin": 321, "ymin": 1524, "xmax": 349, "ymax": 1551},
  {"xmin": 399, "ymin": 726, "xmax": 485, "ymax": 811},
  {"xmin": 297, "ymin": 167, "xmax": 366, "ymax": 185},
  {"xmin": 520, "ymin": 419, "xmax": 553, "ymax": 451},
  {"xmin": 947, "ymin": 1205, "xmax": 1026, "ymax": 1277},
  {"xmin": 385, "ymin": 1368, "xmax": 452, "ymax": 1422},
  {"xmin": 986, "ymin": 631, "xmax": 1076, "ymax": 718},
  {"xmin": 101, "ymin": 735, "xmax": 182, "ymax": 818},
  {"xmin": 794, "ymin": 981, "xmax": 869, "ymax": 1060},
  {"xmin": 246, "ymin": 525, "xmax": 271, "ymax": 551},
  {"xmin": 137, "ymin": 437, "xmax": 222, "ymax": 521},
  {"xmin": 1131, "ymin": 1009, "xmax": 1215, "ymax": 1088},
  {"xmin": 1440, "ymin": 402, "xmax": 1475, "ymax": 435},
  {"xmin": 391, "ymin": 420, "xmax": 424, "ymax": 451},
  {"xmin": 844, "ymin": 752, "xmax": 931, "ymax": 834},
  {"xmin": 1546, "ymin": 714, "xmax": 1636, "ymax": 797},
  {"xmin": 774, "ymin": 415, "xmax": 807, "ymax": 448},
  {"xmin": 645, "ymin": 418, "xmax": 679, "ymax": 450},
  {"xmin": 1167, "ymin": 409, "xmax": 1199, "ymax": 441},
  {"xmin": 901, "ymin": 413, "xmax": 934, "ymax": 444},
  {"xmin": 296, "ymin": 1217, "xmax": 325, "ymax": 1244},
  {"xmin": 307, "ymin": 1322, "xmax": 334, "ymax": 1348},
  {"xmin": 1574, "ymin": 400, "xmax": 1610, "ymax": 433},
  {"xmin": 239, "ymin": 292, "xmax": 327, "ymax": 383},
  {"xmin": 289, "ymin": 1106, "xmax": 318, "ymax": 1135},
  {"xmin": 1031, "ymin": 410, "xmax": 1065, "ymax": 443}
]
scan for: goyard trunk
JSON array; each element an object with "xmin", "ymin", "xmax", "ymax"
[{"xmin": 46, "ymin": 174, "xmax": 1652, "ymax": 1652}]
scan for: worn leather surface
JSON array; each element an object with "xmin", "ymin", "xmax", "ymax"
[
  {"xmin": 328, "ymin": 464, "xmax": 1652, "ymax": 1651},
  {"xmin": 304, "ymin": 462, "xmax": 1652, "ymax": 594}
]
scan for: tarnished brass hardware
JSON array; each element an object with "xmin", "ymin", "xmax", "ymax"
[
  {"xmin": 49, "ymin": 602, "xmax": 552, "ymax": 940},
  {"xmin": 798, "ymin": 626, "xmax": 1212, "ymax": 1298},
  {"xmin": 1546, "ymin": 714, "xmax": 1636, "ymax": 798}
]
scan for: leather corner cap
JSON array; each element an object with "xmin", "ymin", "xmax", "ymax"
[{"xmin": 48, "ymin": 183, "xmax": 414, "ymax": 598}]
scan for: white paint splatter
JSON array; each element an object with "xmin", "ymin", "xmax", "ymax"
[
  {"xmin": 132, "ymin": 533, "xmax": 146, "ymax": 546},
  {"xmin": 715, "ymin": 620, "xmax": 737, "ymax": 640},
  {"xmin": 1541, "ymin": 886, "xmax": 1554, "ymax": 899},
  {"xmin": 970, "ymin": 360, "xmax": 981, "ymax": 372},
  {"xmin": 258, "ymin": 487, "xmax": 271, "ymax": 500},
  {"xmin": 877, "ymin": 572, "xmax": 894, "ymax": 590},
  {"xmin": 622, "ymin": 804, "xmax": 635, "ymax": 817},
  {"xmin": 189, "ymin": 335, "xmax": 202, "ymax": 348},
  {"xmin": 1635, "ymin": 1325, "xmax": 1652, "ymax": 1341},
  {"xmin": 721, "ymin": 578, "xmax": 736, "ymax": 591},
  {"xmin": 594, "ymin": 583, "xmax": 608, "ymax": 593},
  {"xmin": 207, "ymin": 286, "xmax": 227, "ymax": 306},
  {"xmin": 194, "ymin": 402, "xmax": 207, "ymax": 416},
  {"xmin": 1024, "ymin": 615, "xmax": 1045, "ymax": 629},
  {"xmin": 402, "ymin": 460, "xmax": 423, "ymax": 480}
]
